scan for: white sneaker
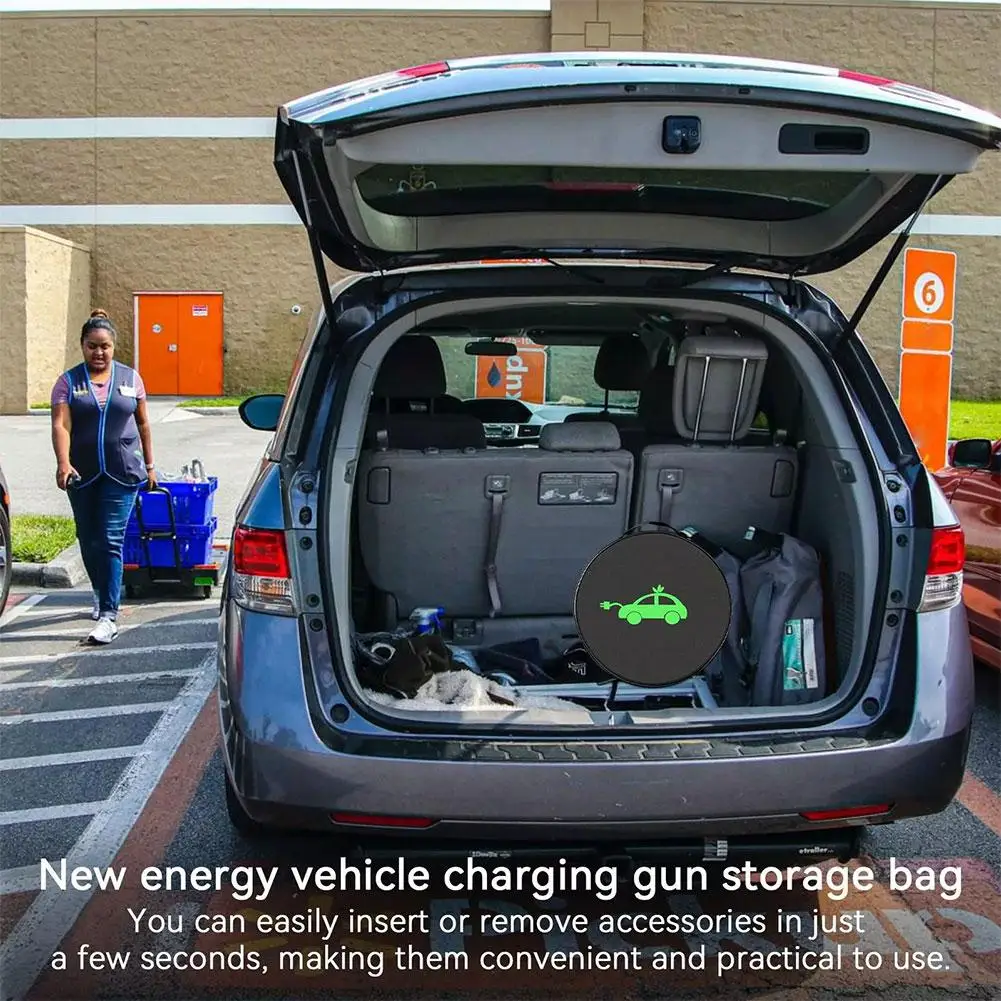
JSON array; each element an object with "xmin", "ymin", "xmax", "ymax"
[
  {"xmin": 88, "ymin": 616, "xmax": 118, "ymax": 645},
  {"xmin": 91, "ymin": 592, "xmax": 101, "ymax": 621}
]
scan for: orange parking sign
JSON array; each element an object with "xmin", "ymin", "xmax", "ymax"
[
  {"xmin": 902, "ymin": 247, "xmax": 957, "ymax": 323},
  {"xmin": 899, "ymin": 352, "xmax": 952, "ymax": 471},
  {"xmin": 898, "ymin": 247, "xmax": 957, "ymax": 471},
  {"xmin": 900, "ymin": 318, "xmax": 954, "ymax": 353},
  {"xmin": 475, "ymin": 344, "xmax": 548, "ymax": 403}
]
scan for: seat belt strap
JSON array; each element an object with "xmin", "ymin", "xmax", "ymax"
[
  {"xmin": 657, "ymin": 468, "xmax": 683, "ymax": 526},
  {"xmin": 485, "ymin": 474, "xmax": 509, "ymax": 618}
]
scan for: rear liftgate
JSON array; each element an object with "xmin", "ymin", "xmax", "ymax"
[{"xmin": 276, "ymin": 55, "xmax": 1000, "ymax": 712}]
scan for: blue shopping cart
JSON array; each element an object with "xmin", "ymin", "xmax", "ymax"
[{"xmin": 122, "ymin": 472, "xmax": 221, "ymax": 600}]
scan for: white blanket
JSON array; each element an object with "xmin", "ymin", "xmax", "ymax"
[{"xmin": 365, "ymin": 669, "xmax": 577, "ymax": 712}]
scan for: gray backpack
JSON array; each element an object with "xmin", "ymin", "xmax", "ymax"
[
  {"xmin": 738, "ymin": 528, "xmax": 827, "ymax": 707},
  {"xmin": 680, "ymin": 527, "xmax": 750, "ymax": 706}
]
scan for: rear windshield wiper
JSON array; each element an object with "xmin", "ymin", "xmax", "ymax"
[
  {"xmin": 645, "ymin": 256, "xmax": 744, "ymax": 290},
  {"xmin": 536, "ymin": 255, "xmax": 607, "ymax": 285}
]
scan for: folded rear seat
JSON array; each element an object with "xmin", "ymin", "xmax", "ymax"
[
  {"xmin": 633, "ymin": 335, "xmax": 799, "ymax": 548},
  {"xmin": 356, "ymin": 422, "xmax": 633, "ymax": 622}
]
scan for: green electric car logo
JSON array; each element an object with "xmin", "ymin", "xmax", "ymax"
[{"xmin": 600, "ymin": 584, "xmax": 689, "ymax": 626}]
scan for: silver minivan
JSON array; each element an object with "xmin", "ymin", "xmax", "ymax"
[{"xmin": 219, "ymin": 52, "xmax": 1000, "ymax": 865}]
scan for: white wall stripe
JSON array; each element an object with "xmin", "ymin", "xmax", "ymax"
[
  {"xmin": 1, "ymin": 1, "xmax": 552, "ymax": 12},
  {"xmin": 0, "ymin": 702, "xmax": 173, "ymax": 725},
  {"xmin": 0, "ymin": 746, "xmax": 144, "ymax": 771},
  {"xmin": 0, "ymin": 802, "xmax": 105, "ymax": 826},
  {"xmin": 0, "ymin": 117, "xmax": 274, "ymax": 140},
  {"xmin": 0, "ymin": 669, "xmax": 199, "ymax": 690},
  {"xmin": 0, "ymin": 203, "xmax": 998, "ymax": 236},
  {"xmin": 0, "ymin": 204, "xmax": 299, "ymax": 226},
  {"xmin": 5, "ymin": 0, "xmax": 997, "ymax": 12}
]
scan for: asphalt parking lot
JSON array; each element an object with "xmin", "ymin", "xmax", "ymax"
[
  {"xmin": 0, "ymin": 402, "xmax": 266, "ymax": 537},
  {"xmin": 0, "ymin": 576, "xmax": 998, "ymax": 1000},
  {"xmin": 1, "ymin": 405, "xmax": 999, "ymax": 1000}
]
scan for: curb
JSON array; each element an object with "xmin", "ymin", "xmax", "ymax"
[
  {"xmin": 180, "ymin": 407, "xmax": 240, "ymax": 415},
  {"xmin": 12, "ymin": 541, "xmax": 87, "ymax": 589}
]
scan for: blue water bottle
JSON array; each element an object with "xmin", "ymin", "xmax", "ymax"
[{"xmin": 409, "ymin": 606, "xmax": 444, "ymax": 634}]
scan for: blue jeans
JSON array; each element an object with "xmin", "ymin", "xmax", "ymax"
[{"xmin": 68, "ymin": 476, "xmax": 140, "ymax": 620}]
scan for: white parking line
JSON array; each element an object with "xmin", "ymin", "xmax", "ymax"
[
  {"xmin": 0, "ymin": 657, "xmax": 216, "ymax": 999},
  {"xmin": 0, "ymin": 702, "xmax": 174, "ymax": 725},
  {"xmin": 126, "ymin": 600, "xmax": 222, "ymax": 611},
  {"xmin": 0, "ymin": 802, "xmax": 105, "ymax": 826},
  {"xmin": 0, "ymin": 642, "xmax": 215, "ymax": 667},
  {"xmin": 0, "ymin": 746, "xmax": 144, "ymax": 771},
  {"xmin": 0, "ymin": 618, "xmax": 218, "ymax": 641},
  {"xmin": 0, "ymin": 669, "xmax": 199, "ymax": 690},
  {"xmin": 0, "ymin": 594, "xmax": 47, "ymax": 630},
  {"xmin": 0, "ymin": 864, "xmax": 43, "ymax": 895}
]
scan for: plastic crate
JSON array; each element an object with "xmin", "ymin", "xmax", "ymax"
[
  {"xmin": 128, "ymin": 477, "xmax": 218, "ymax": 531},
  {"xmin": 124, "ymin": 517, "xmax": 218, "ymax": 569}
]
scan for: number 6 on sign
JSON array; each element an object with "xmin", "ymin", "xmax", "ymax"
[
  {"xmin": 902, "ymin": 249, "xmax": 957, "ymax": 323},
  {"xmin": 914, "ymin": 272, "xmax": 946, "ymax": 315}
]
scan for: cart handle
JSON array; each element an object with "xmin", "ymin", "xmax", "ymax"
[
  {"xmin": 134, "ymin": 484, "xmax": 182, "ymax": 578},
  {"xmin": 134, "ymin": 485, "xmax": 178, "ymax": 535}
]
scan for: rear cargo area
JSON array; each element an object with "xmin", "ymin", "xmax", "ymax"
[{"xmin": 341, "ymin": 299, "xmax": 876, "ymax": 729}]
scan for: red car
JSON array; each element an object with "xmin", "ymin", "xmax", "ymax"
[{"xmin": 936, "ymin": 438, "xmax": 1001, "ymax": 669}]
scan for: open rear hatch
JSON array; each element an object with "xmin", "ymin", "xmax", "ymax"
[
  {"xmin": 272, "ymin": 54, "xmax": 1000, "ymax": 730},
  {"xmin": 275, "ymin": 52, "xmax": 1001, "ymax": 279}
]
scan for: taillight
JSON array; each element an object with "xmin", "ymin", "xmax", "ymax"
[
  {"xmin": 919, "ymin": 524, "xmax": 965, "ymax": 613},
  {"xmin": 231, "ymin": 526, "xmax": 295, "ymax": 615},
  {"xmin": 397, "ymin": 61, "xmax": 449, "ymax": 79}
]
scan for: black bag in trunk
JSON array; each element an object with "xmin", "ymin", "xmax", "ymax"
[
  {"xmin": 738, "ymin": 528, "xmax": 827, "ymax": 706},
  {"xmin": 680, "ymin": 527, "xmax": 750, "ymax": 706}
]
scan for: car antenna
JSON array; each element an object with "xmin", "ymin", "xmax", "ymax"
[{"xmin": 829, "ymin": 175, "xmax": 944, "ymax": 353}]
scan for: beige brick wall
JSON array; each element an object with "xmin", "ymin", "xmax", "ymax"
[
  {"xmin": 0, "ymin": 230, "xmax": 29, "ymax": 415},
  {"xmin": 25, "ymin": 229, "xmax": 92, "ymax": 409},
  {"xmin": 92, "ymin": 226, "xmax": 326, "ymax": 394},
  {"xmin": 0, "ymin": 228, "xmax": 91, "ymax": 414},
  {"xmin": 1, "ymin": 3, "xmax": 998, "ymax": 399},
  {"xmin": 0, "ymin": 11, "xmax": 550, "ymax": 117},
  {"xmin": 640, "ymin": 0, "xmax": 1001, "ymax": 400}
]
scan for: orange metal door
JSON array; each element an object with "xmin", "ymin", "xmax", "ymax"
[
  {"xmin": 177, "ymin": 294, "xmax": 224, "ymax": 396},
  {"xmin": 136, "ymin": 295, "xmax": 179, "ymax": 396}
]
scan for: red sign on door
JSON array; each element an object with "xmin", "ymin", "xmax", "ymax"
[{"xmin": 474, "ymin": 340, "xmax": 548, "ymax": 404}]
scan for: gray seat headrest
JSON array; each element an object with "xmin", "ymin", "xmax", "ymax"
[
  {"xmin": 541, "ymin": 422, "xmax": 621, "ymax": 452},
  {"xmin": 373, "ymin": 334, "xmax": 446, "ymax": 398},
  {"xmin": 672, "ymin": 335, "xmax": 769, "ymax": 442},
  {"xmin": 593, "ymin": 335, "xmax": 652, "ymax": 391}
]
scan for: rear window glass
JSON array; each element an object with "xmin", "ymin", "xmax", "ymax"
[
  {"xmin": 434, "ymin": 335, "xmax": 639, "ymax": 410},
  {"xmin": 357, "ymin": 165, "xmax": 868, "ymax": 222}
]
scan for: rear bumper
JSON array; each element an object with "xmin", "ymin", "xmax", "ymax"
[{"xmin": 218, "ymin": 602, "xmax": 975, "ymax": 841}]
